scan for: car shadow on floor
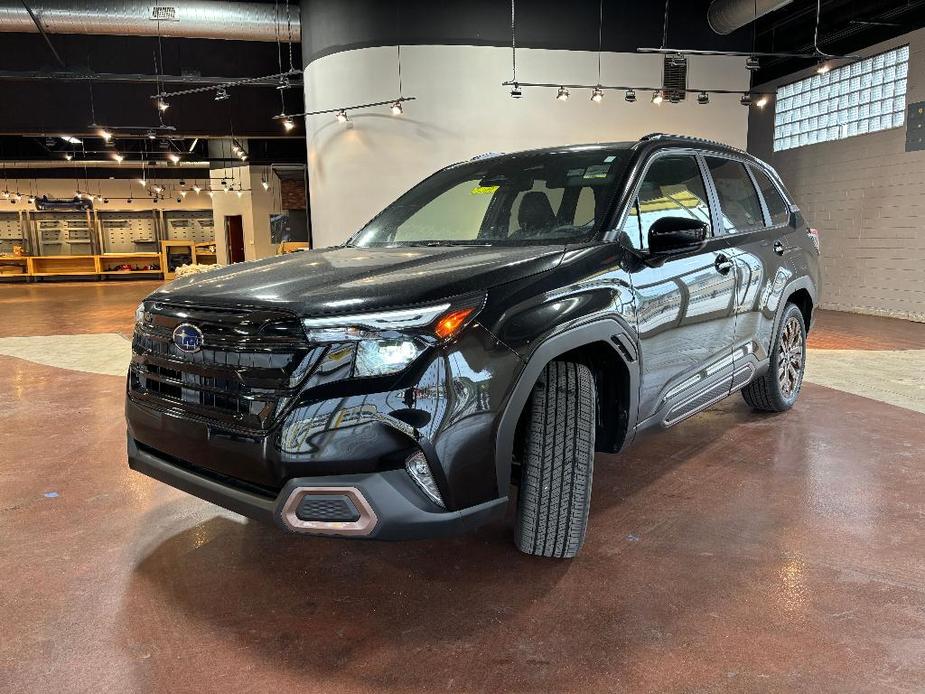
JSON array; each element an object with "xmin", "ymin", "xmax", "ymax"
[{"xmin": 120, "ymin": 398, "xmax": 770, "ymax": 689}]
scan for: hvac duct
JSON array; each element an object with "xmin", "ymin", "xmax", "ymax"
[
  {"xmin": 0, "ymin": 1, "xmax": 300, "ymax": 42},
  {"xmin": 707, "ymin": 0, "xmax": 793, "ymax": 35}
]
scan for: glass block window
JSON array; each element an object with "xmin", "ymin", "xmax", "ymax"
[{"xmin": 773, "ymin": 45, "xmax": 908, "ymax": 151}]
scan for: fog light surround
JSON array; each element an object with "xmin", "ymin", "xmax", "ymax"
[{"xmin": 405, "ymin": 451, "xmax": 445, "ymax": 508}]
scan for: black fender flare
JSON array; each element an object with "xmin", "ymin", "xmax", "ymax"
[
  {"xmin": 773, "ymin": 276, "xmax": 818, "ymax": 340},
  {"xmin": 492, "ymin": 318, "xmax": 640, "ymax": 496}
]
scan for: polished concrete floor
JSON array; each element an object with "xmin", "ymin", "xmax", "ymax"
[{"xmin": 1, "ymin": 281, "xmax": 923, "ymax": 693}]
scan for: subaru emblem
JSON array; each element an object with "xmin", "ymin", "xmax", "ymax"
[{"xmin": 172, "ymin": 323, "xmax": 204, "ymax": 353}]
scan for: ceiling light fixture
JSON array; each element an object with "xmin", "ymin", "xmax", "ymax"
[
  {"xmin": 188, "ymin": 138, "xmax": 199, "ymax": 152},
  {"xmin": 509, "ymin": 82, "xmax": 523, "ymax": 99},
  {"xmin": 261, "ymin": 176, "xmax": 269, "ymax": 191},
  {"xmin": 113, "ymin": 153, "xmax": 124, "ymax": 163},
  {"xmin": 698, "ymin": 91, "xmax": 710, "ymax": 105},
  {"xmin": 60, "ymin": 136, "xmax": 82, "ymax": 145},
  {"xmin": 625, "ymin": 88, "xmax": 636, "ymax": 103},
  {"xmin": 745, "ymin": 56, "xmax": 760, "ymax": 71},
  {"xmin": 390, "ymin": 100, "xmax": 404, "ymax": 115},
  {"xmin": 651, "ymin": 90, "xmax": 663, "ymax": 105},
  {"xmin": 168, "ymin": 153, "xmax": 180, "ymax": 163},
  {"xmin": 192, "ymin": 184, "xmax": 202, "ymax": 193},
  {"xmin": 146, "ymin": 130, "xmax": 157, "ymax": 140},
  {"xmin": 64, "ymin": 153, "xmax": 73, "ymax": 161},
  {"xmin": 816, "ymin": 62, "xmax": 830, "ymax": 75},
  {"xmin": 156, "ymin": 96, "xmax": 170, "ymax": 112},
  {"xmin": 556, "ymin": 86, "xmax": 569, "ymax": 102},
  {"xmin": 99, "ymin": 129, "xmax": 112, "ymax": 141},
  {"xmin": 336, "ymin": 110, "xmax": 349, "ymax": 123},
  {"xmin": 215, "ymin": 87, "xmax": 230, "ymax": 101},
  {"xmin": 282, "ymin": 115, "xmax": 295, "ymax": 131},
  {"xmin": 591, "ymin": 86, "xmax": 604, "ymax": 103},
  {"xmin": 740, "ymin": 92, "xmax": 753, "ymax": 106}
]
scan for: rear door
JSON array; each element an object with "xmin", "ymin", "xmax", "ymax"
[
  {"xmin": 617, "ymin": 150, "xmax": 738, "ymax": 428},
  {"xmin": 701, "ymin": 155, "xmax": 799, "ymax": 384}
]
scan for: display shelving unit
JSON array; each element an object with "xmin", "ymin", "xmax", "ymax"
[{"xmin": 28, "ymin": 255, "xmax": 99, "ymax": 277}]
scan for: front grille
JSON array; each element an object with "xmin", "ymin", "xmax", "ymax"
[{"xmin": 129, "ymin": 302, "xmax": 323, "ymax": 431}]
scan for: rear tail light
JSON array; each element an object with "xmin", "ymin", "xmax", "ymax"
[{"xmin": 807, "ymin": 227, "xmax": 820, "ymax": 253}]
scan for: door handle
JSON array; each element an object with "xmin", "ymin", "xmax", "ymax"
[
  {"xmin": 715, "ymin": 254, "xmax": 733, "ymax": 275},
  {"xmin": 773, "ymin": 240, "xmax": 785, "ymax": 255}
]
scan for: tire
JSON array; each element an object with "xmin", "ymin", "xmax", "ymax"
[
  {"xmin": 742, "ymin": 302, "xmax": 807, "ymax": 412},
  {"xmin": 515, "ymin": 361, "xmax": 596, "ymax": 558}
]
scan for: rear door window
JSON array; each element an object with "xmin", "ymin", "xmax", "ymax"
[
  {"xmin": 704, "ymin": 157, "xmax": 765, "ymax": 233},
  {"xmin": 750, "ymin": 166, "xmax": 791, "ymax": 227}
]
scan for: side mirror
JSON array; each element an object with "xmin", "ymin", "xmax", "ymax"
[{"xmin": 648, "ymin": 216, "xmax": 708, "ymax": 256}]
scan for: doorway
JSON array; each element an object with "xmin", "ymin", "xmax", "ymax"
[{"xmin": 225, "ymin": 215, "xmax": 245, "ymax": 263}]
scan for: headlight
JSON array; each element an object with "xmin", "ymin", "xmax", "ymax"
[
  {"xmin": 355, "ymin": 336, "xmax": 426, "ymax": 377},
  {"xmin": 302, "ymin": 298, "xmax": 483, "ymax": 378},
  {"xmin": 134, "ymin": 302, "xmax": 146, "ymax": 326}
]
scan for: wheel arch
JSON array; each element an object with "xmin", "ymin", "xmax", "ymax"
[
  {"xmin": 493, "ymin": 319, "xmax": 640, "ymax": 497},
  {"xmin": 787, "ymin": 287, "xmax": 814, "ymax": 332},
  {"xmin": 770, "ymin": 277, "xmax": 817, "ymax": 347}
]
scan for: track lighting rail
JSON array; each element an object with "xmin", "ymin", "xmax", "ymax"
[{"xmin": 274, "ymin": 96, "xmax": 416, "ymax": 120}]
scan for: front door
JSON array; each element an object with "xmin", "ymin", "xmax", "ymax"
[{"xmin": 618, "ymin": 151, "xmax": 738, "ymax": 427}]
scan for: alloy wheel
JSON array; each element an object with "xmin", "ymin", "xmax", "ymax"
[{"xmin": 777, "ymin": 315, "xmax": 804, "ymax": 398}]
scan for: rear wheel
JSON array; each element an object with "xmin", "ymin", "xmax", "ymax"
[
  {"xmin": 515, "ymin": 361, "xmax": 596, "ymax": 559},
  {"xmin": 742, "ymin": 302, "xmax": 807, "ymax": 412}
]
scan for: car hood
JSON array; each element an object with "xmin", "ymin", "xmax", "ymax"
[{"xmin": 151, "ymin": 244, "xmax": 565, "ymax": 315}]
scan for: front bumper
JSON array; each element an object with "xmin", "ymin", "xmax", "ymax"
[{"xmin": 127, "ymin": 435, "xmax": 508, "ymax": 540}]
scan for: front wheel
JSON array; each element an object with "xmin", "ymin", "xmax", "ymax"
[
  {"xmin": 515, "ymin": 361, "xmax": 596, "ymax": 559},
  {"xmin": 742, "ymin": 302, "xmax": 807, "ymax": 412}
]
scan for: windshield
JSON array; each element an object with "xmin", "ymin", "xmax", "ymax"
[{"xmin": 350, "ymin": 147, "xmax": 632, "ymax": 247}]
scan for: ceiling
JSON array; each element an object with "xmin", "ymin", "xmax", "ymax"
[
  {"xmin": 753, "ymin": 0, "xmax": 925, "ymax": 82},
  {"xmin": 0, "ymin": 0, "xmax": 923, "ymax": 171}
]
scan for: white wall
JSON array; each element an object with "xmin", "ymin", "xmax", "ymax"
[
  {"xmin": 210, "ymin": 166, "xmax": 281, "ymax": 263},
  {"xmin": 304, "ymin": 44, "xmax": 751, "ymax": 247},
  {"xmin": 749, "ymin": 29, "xmax": 925, "ymax": 322}
]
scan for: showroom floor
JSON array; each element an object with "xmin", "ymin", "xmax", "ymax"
[{"xmin": 1, "ymin": 281, "xmax": 923, "ymax": 693}]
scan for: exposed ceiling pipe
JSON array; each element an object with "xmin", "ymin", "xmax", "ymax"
[
  {"xmin": 0, "ymin": 0, "xmax": 300, "ymax": 42},
  {"xmin": 707, "ymin": 0, "xmax": 794, "ymax": 35}
]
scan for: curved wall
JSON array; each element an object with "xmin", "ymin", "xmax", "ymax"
[{"xmin": 303, "ymin": 45, "xmax": 750, "ymax": 247}]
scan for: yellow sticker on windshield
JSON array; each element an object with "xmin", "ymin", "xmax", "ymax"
[{"xmin": 471, "ymin": 185, "xmax": 499, "ymax": 195}]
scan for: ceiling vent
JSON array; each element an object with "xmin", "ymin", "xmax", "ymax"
[
  {"xmin": 663, "ymin": 54, "xmax": 688, "ymax": 102},
  {"xmin": 149, "ymin": 6, "xmax": 179, "ymax": 21}
]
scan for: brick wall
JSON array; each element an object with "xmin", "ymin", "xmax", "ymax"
[{"xmin": 749, "ymin": 29, "xmax": 925, "ymax": 323}]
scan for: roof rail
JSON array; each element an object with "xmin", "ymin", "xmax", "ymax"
[{"xmin": 638, "ymin": 132, "xmax": 748, "ymax": 155}]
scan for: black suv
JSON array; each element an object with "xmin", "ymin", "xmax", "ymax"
[{"xmin": 127, "ymin": 134, "xmax": 819, "ymax": 558}]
